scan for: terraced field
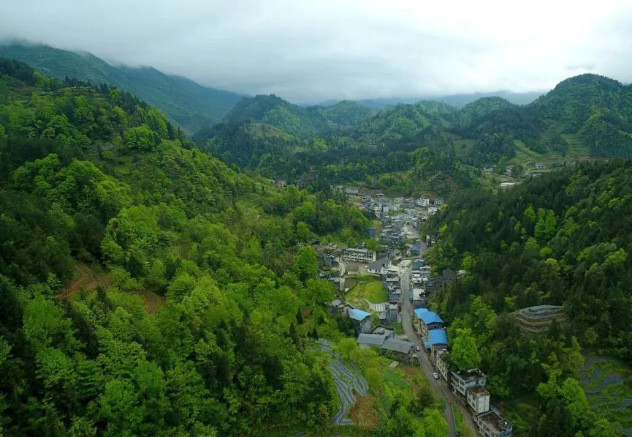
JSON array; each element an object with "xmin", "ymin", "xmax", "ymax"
[
  {"xmin": 579, "ymin": 355, "xmax": 632, "ymax": 436},
  {"xmin": 315, "ymin": 340, "xmax": 369, "ymax": 426}
]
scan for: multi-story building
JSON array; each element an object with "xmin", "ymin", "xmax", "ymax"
[
  {"xmin": 436, "ymin": 350, "xmax": 450, "ymax": 382},
  {"xmin": 342, "ymin": 248, "xmax": 376, "ymax": 263},
  {"xmin": 475, "ymin": 410, "xmax": 513, "ymax": 437},
  {"xmin": 467, "ymin": 385, "xmax": 491, "ymax": 414},
  {"xmin": 451, "ymin": 368, "xmax": 487, "ymax": 397}
]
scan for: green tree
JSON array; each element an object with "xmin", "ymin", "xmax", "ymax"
[{"xmin": 451, "ymin": 328, "xmax": 481, "ymax": 371}]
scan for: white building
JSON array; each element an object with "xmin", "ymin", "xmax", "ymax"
[
  {"xmin": 467, "ymin": 385, "xmax": 491, "ymax": 414},
  {"xmin": 451, "ymin": 368, "xmax": 487, "ymax": 397},
  {"xmin": 342, "ymin": 248, "xmax": 376, "ymax": 263},
  {"xmin": 436, "ymin": 350, "xmax": 450, "ymax": 382},
  {"xmin": 475, "ymin": 410, "xmax": 513, "ymax": 437}
]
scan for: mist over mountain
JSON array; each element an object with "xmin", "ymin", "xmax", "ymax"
[{"xmin": 0, "ymin": 42, "xmax": 244, "ymax": 133}]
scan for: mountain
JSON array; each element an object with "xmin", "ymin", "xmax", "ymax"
[
  {"xmin": 426, "ymin": 161, "xmax": 632, "ymax": 435},
  {"xmin": 0, "ymin": 42, "xmax": 244, "ymax": 133},
  {"xmin": 350, "ymin": 91, "xmax": 542, "ymax": 110},
  {"xmin": 0, "ymin": 57, "xmax": 386, "ymax": 436},
  {"xmin": 193, "ymin": 120, "xmax": 301, "ymax": 169},
  {"xmin": 223, "ymin": 94, "xmax": 375, "ymax": 137}
]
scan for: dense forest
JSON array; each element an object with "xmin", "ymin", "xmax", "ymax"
[
  {"xmin": 425, "ymin": 162, "xmax": 632, "ymax": 436},
  {"xmin": 0, "ymin": 58, "xmax": 417, "ymax": 437},
  {"xmin": 0, "ymin": 43, "xmax": 244, "ymax": 133},
  {"xmin": 193, "ymin": 74, "xmax": 632, "ymax": 194}
]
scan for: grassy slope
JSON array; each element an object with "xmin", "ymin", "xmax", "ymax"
[{"xmin": 347, "ymin": 280, "xmax": 388, "ymax": 304}]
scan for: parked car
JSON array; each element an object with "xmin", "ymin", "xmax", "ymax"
[
  {"xmin": 415, "ymin": 345, "xmax": 421, "ymax": 352},
  {"xmin": 432, "ymin": 372, "xmax": 439, "ymax": 379}
]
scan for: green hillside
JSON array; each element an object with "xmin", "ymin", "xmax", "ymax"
[
  {"xmin": 426, "ymin": 162, "xmax": 632, "ymax": 436},
  {"xmin": 223, "ymin": 94, "xmax": 375, "ymax": 137},
  {"xmin": 0, "ymin": 58, "xmax": 384, "ymax": 436},
  {"xmin": 0, "ymin": 42, "xmax": 244, "ymax": 133}
]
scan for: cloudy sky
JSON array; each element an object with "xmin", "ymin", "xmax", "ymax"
[{"xmin": 1, "ymin": 0, "xmax": 632, "ymax": 103}]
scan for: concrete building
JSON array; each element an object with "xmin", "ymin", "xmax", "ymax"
[
  {"xmin": 381, "ymin": 339, "xmax": 415, "ymax": 363},
  {"xmin": 475, "ymin": 410, "xmax": 513, "ymax": 437},
  {"xmin": 357, "ymin": 333, "xmax": 388, "ymax": 349},
  {"xmin": 342, "ymin": 248, "xmax": 376, "ymax": 263},
  {"xmin": 327, "ymin": 298, "xmax": 353, "ymax": 316},
  {"xmin": 467, "ymin": 385, "xmax": 491, "ymax": 414},
  {"xmin": 371, "ymin": 326, "xmax": 395, "ymax": 339},
  {"xmin": 349, "ymin": 308, "xmax": 372, "ymax": 334},
  {"xmin": 369, "ymin": 258, "xmax": 389, "ymax": 277},
  {"xmin": 414, "ymin": 308, "xmax": 444, "ymax": 335},
  {"xmin": 451, "ymin": 368, "xmax": 487, "ymax": 397},
  {"xmin": 386, "ymin": 302, "xmax": 399, "ymax": 323},
  {"xmin": 436, "ymin": 350, "xmax": 450, "ymax": 382},
  {"xmin": 428, "ymin": 328, "xmax": 448, "ymax": 361}
]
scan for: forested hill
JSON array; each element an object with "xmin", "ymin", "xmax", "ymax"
[
  {"xmin": 0, "ymin": 42, "xmax": 244, "ymax": 133},
  {"xmin": 425, "ymin": 161, "xmax": 632, "ymax": 435},
  {"xmin": 0, "ymin": 58, "xmax": 378, "ymax": 436},
  {"xmin": 223, "ymin": 94, "xmax": 375, "ymax": 137},
  {"xmin": 193, "ymin": 74, "xmax": 632, "ymax": 194}
]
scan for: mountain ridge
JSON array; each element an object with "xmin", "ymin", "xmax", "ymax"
[{"xmin": 0, "ymin": 41, "xmax": 244, "ymax": 133}]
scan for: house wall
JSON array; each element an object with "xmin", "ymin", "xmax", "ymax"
[
  {"xmin": 359, "ymin": 317, "xmax": 372, "ymax": 334},
  {"xmin": 436, "ymin": 353, "xmax": 450, "ymax": 382},
  {"xmin": 467, "ymin": 390, "xmax": 490, "ymax": 414},
  {"xmin": 451, "ymin": 372, "xmax": 487, "ymax": 397}
]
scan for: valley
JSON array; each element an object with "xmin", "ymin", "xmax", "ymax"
[{"xmin": 0, "ymin": 38, "xmax": 632, "ymax": 437}]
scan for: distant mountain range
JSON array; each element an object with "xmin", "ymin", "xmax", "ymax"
[
  {"xmin": 0, "ymin": 42, "xmax": 244, "ymax": 133},
  {"xmin": 193, "ymin": 73, "xmax": 632, "ymax": 185},
  {"xmin": 0, "ymin": 41, "xmax": 549, "ymax": 136},
  {"xmin": 318, "ymin": 91, "xmax": 543, "ymax": 110}
]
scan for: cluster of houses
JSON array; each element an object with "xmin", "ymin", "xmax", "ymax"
[
  {"xmin": 328, "ymin": 298, "xmax": 417, "ymax": 363},
  {"xmin": 414, "ymin": 307, "xmax": 513, "ymax": 437}
]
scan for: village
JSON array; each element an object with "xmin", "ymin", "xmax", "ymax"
[{"xmin": 316, "ymin": 188, "xmax": 514, "ymax": 437}]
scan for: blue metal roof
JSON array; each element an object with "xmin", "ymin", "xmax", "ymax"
[
  {"xmin": 418, "ymin": 311, "xmax": 444, "ymax": 325},
  {"xmin": 429, "ymin": 329, "xmax": 448, "ymax": 346},
  {"xmin": 414, "ymin": 308, "xmax": 429, "ymax": 319},
  {"xmin": 349, "ymin": 308, "xmax": 371, "ymax": 321}
]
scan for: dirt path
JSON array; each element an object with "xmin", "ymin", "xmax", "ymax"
[
  {"xmin": 58, "ymin": 262, "xmax": 109, "ymax": 299},
  {"xmin": 140, "ymin": 290, "xmax": 166, "ymax": 314},
  {"xmin": 59, "ymin": 262, "xmax": 164, "ymax": 314}
]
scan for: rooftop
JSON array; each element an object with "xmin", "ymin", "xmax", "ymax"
[
  {"xmin": 453, "ymin": 368, "xmax": 486, "ymax": 380},
  {"xmin": 477, "ymin": 410, "xmax": 512, "ymax": 433},
  {"xmin": 414, "ymin": 308, "xmax": 429, "ymax": 318},
  {"xmin": 369, "ymin": 257, "xmax": 389, "ymax": 270},
  {"xmin": 469, "ymin": 385, "xmax": 489, "ymax": 396},
  {"xmin": 349, "ymin": 308, "xmax": 371, "ymax": 321},
  {"xmin": 429, "ymin": 329, "xmax": 448, "ymax": 346},
  {"xmin": 416, "ymin": 310, "xmax": 444, "ymax": 325},
  {"xmin": 357, "ymin": 333, "xmax": 387, "ymax": 346},
  {"xmin": 371, "ymin": 326, "xmax": 394, "ymax": 336},
  {"xmin": 382, "ymin": 338, "xmax": 414, "ymax": 354}
]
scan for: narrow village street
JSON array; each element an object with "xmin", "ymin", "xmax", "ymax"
[{"xmin": 398, "ymin": 248, "xmax": 478, "ymax": 437}]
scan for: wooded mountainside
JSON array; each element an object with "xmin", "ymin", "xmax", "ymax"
[
  {"xmin": 425, "ymin": 161, "xmax": 632, "ymax": 436},
  {"xmin": 194, "ymin": 74, "xmax": 632, "ymax": 195},
  {"xmin": 0, "ymin": 57, "xmax": 386, "ymax": 437},
  {"xmin": 0, "ymin": 43, "xmax": 244, "ymax": 133}
]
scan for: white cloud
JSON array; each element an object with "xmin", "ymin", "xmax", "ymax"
[{"xmin": 1, "ymin": 0, "xmax": 631, "ymax": 102}]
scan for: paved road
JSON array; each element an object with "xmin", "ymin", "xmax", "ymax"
[
  {"xmin": 399, "ymin": 263, "xmax": 458, "ymax": 437},
  {"xmin": 398, "ymin": 248, "xmax": 479, "ymax": 437}
]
